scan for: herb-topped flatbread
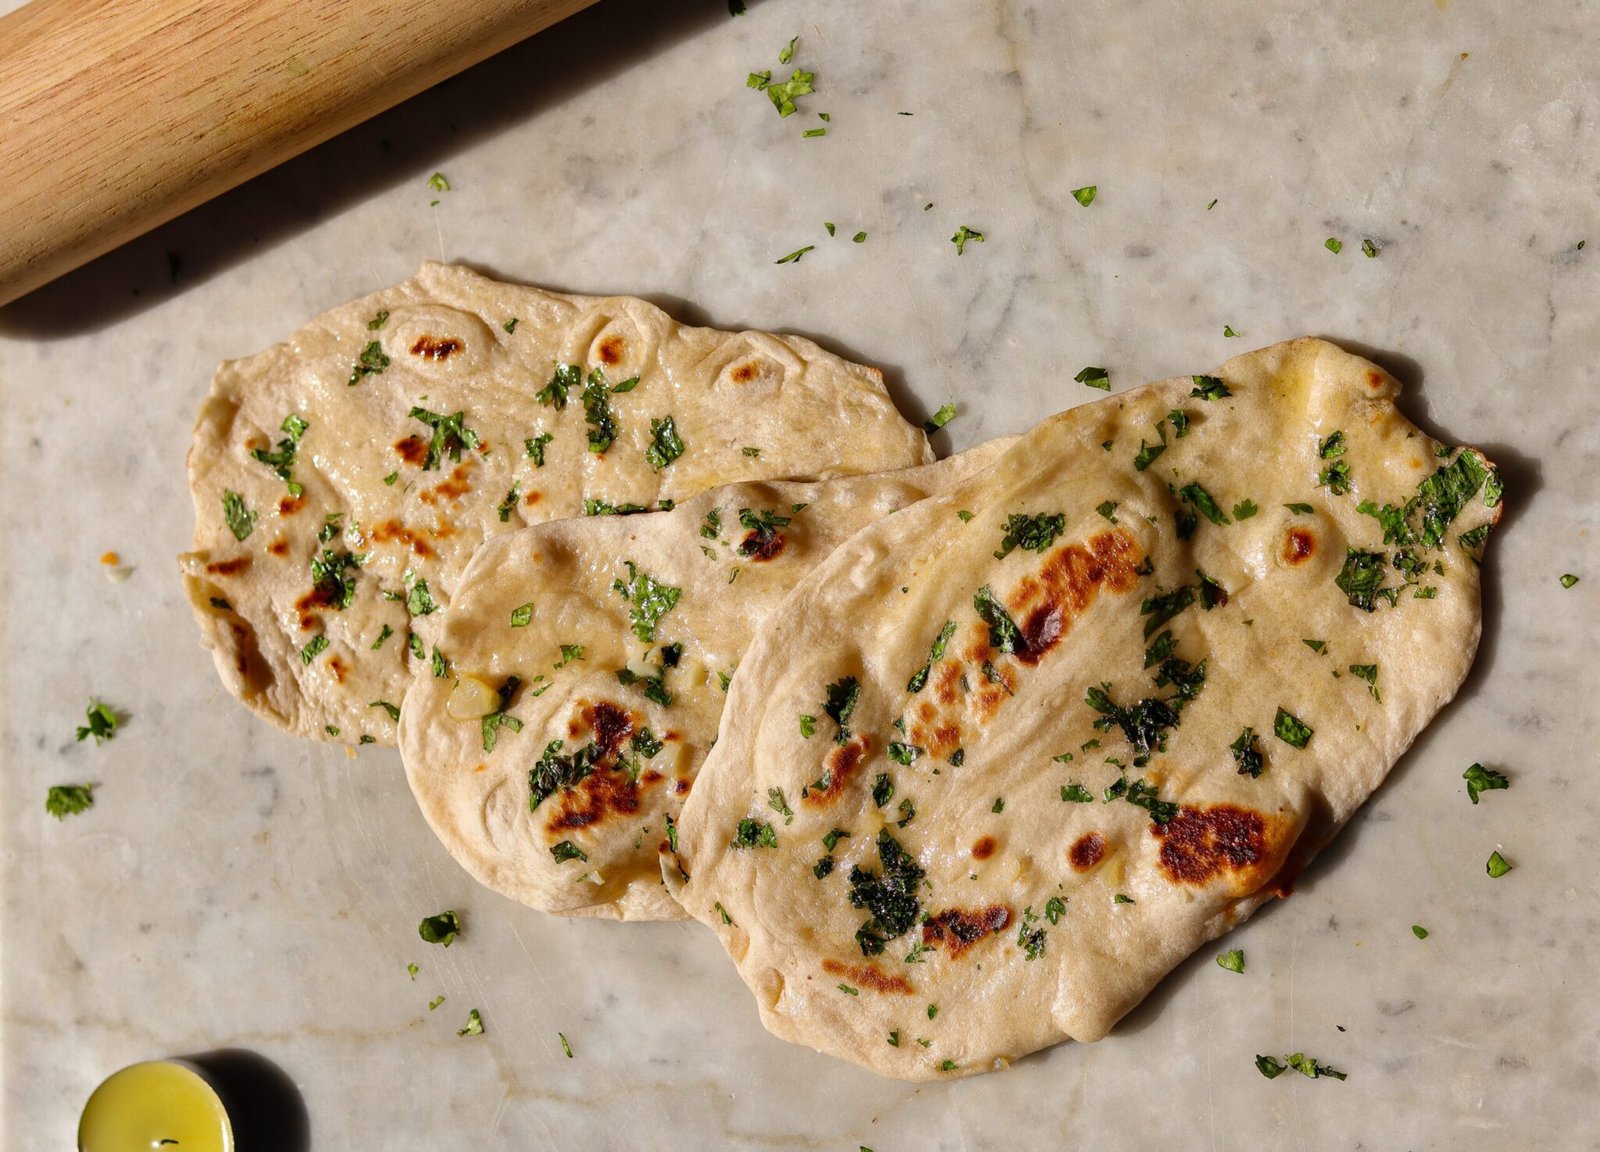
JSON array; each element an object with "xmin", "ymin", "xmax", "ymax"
[
  {"xmin": 399, "ymin": 442, "xmax": 1012, "ymax": 921},
  {"xmin": 180, "ymin": 263, "xmax": 931, "ymax": 745},
  {"xmin": 667, "ymin": 338, "xmax": 1501, "ymax": 1080}
]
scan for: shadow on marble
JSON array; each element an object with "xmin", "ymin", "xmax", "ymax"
[
  {"xmin": 181, "ymin": 1048, "xmax": 310, "ymax": 1152},
  {"xmin": 0, "ymin": 0, "xmax": 733, "ymax": 337}
]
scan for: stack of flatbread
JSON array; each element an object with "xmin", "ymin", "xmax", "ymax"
[{"xmin": 185, "ymin": 267, "xmax": 1501, "ymax": 1079}]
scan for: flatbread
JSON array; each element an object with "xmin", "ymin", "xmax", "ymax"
[
  {"xmin": 399, "ymin": 442, "xmax": 1013, "ymax": 922},
  {"xmin": 667, "ymin": 338, "xmax": 1502, "ymax": 1080},
  {"xmin": 180, "ymin": 263, "xmax": 931, "ymax": 745}
]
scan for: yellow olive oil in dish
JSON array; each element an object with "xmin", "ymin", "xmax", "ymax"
[{"xmin": 78, "ymin": 1060, "xmax": 233, "ymax": 1152}]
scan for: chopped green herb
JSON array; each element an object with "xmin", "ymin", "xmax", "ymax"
[
  {"xmin": 427, "ymin": 172, "xmax": 450, "ymax": 193},
  {"xmin": 775, "ymin": 245, "xmax": 815, "ymax": 264},
  {"xmin": 803, "ymin": 127, "xmax": 827, "ymax": 138},
  {"xmin": 822, "ymin": 676, "xmax": 862, "ymax": 744},
  {"xmin": 525, "ymin": 431, "xmax": 553, "ymax": 465},
  {"xmin": 1061, "ymin": 783, "xmax": 1093, "ymax": 803},
  {"xmin": 1463, "ymin": 763, "xmax": 1509, "ymax": 804},
  {"xmin": 222, "ymin": 491, "xmax": 256, "ymax": 541},
  {"xmin": 408, "ymin": 406, "xmax": 479, "ymax": 471},
  {"xmin": 768, "ymin": 787, "xmax": 795, "ymax": 825},
  {"xmin": 1486, "ymin": 850, "xmax": 1512, "ymax": 878},
  {"xmin": 496, "ymin": 483, "xmax": 520, "ymax": 523},
  {"xmin": 1232, "ymin": 499, "xmax": 1259, "ymax": 520},
  {"xmin": 927, "ymin": 1004, "xmax": 938, "ymax": 1020},
  {"xmin": 1190, "ymin": 375, "xmax": 1231, "ymax": 400},
  {"xmin": 872, "ymin": 772, "xmax": 895, "ymax": 807},
  {"xmin": 1223, "ymin": 325, "xmax": 1240, "ymax": 338},
  {"xmin": 46, "ymin": 783, "xmax": 96, "ymax": 820},
  {"xmin": 1284, "ymin": 502, "xmax": 1314, "ymax": 514},
  {"xmin": 580, "ymin": 369, "xmax": 621, "ymax": 454},
  {"xmin": 368, "ymin": 310, "xmax": 390, "ymax": 330},
  {"xmin": 1168, "ymin": 409, "xmax": 1190, "ymax": 437},
  {"xmin": 1560, "ymin": 573, "xmax": 1579, "ymax": 589},
  {"xmin": 1075, "ymin": 365, "xmax": 1111, "ymax": 391},
  {"xmin": 1133, "ymin": 427, "xmax": 1168, "ymax": 471},
  {"xmin": 418, "ymin": 910, "xmax": 461, "ymax": 946},
  {"xmin": 511, "ymin": 603, "xmax": 533, "ymax": 628},
  {"xmin": 1096, "ymin": 500, "xmax": 1119, "ymax": 523},
  {"xmin": 1286, "ymin": 1052, "xmax": 1346, "ymax": 1080},
  {"xmin": 428, "ymin": 995, "xmax": 445, "ymax": 1010},
  {"xmin": 1273, "ymin": 708, "xmax": 1313, "ymax": 749},
  {"xmin": 853, "ymin": 231, "xmax": 867, "ymax": 243},
  {"xmin": 529, "ymin": 739, "xmax": 597, "ymax": 810},
  {"xmin": 994, "ymin": 512, "xmax": 1065, "ymax": 560},
  {"xmin": 799, "ymin": 713, "xmax": 816, "ymax": 738},
  {"xmin": 408, "ymin": 633, "xmax": 425, "ymax": 660},
  {"xmin": 824, "ymin": 222, "xmax": 836, "ymax": 236},
  {"xmin": 1231, "ymin": 727, "xmax": 1264, "ymax": 777},
  {"xmin": 1412, "ymin": 925, "xmax": 1429, "ymax": 940},
  {"xmin": 551, "ymin": 840, "xmax": 588, "ymax": 864},
  {"xmin": 1319, "ymin": 460, "xmax": 1352, "ymax": 495},
  {"xmin": 822, "ymin": 828, "xmax": 848, "ymax": 852},
  {"xmin": 713, "ymin": 901, "xmax": 733, "ymax": 925},
  {"xmin": 973, "ymin": 585, "xmax": 1022, "ymax": 654},
  {"xmin": 1216, "ymin": 948, "xmax": 1245, "ymax": 973},
  {"xmin": 1070, "ymin": 185, "xmax": 1097, "ymax": 206},
  {"xmin": 957, "ymin": 509, "xmax": 975, "ymax": 523},
  {"xmin": 348, "ymin": 340, "xmax": 390, "ymax": 386},
  {"xmin": 837, "ymin": 983, "xmax": 860, "ymax": 996},
  {"xmin": 1256, "ymin": 1055, "xmax": 1287, "ymax": 1079},
  {"xmin": 1348, "ymin": 663, "xmax": 1380, "ymax": 701},
  {"xmin": 457, "ymin": 1009, "xmax": 484, "ymax": 1037},
  {"xmin": 1113, "ymin": 893, "xmax": 1134, "ymax": 904},
  {"xmin": 559, "ymin": 1032, "xmax": 574, "ymax": 1058},
  {"xmin": 1178, "ymin": 482, "xmax": 1229, "ymax": 526},
  {"xmin": 925, "ymin": 402, "xmax": 957, "ymax": 431},
  {"xmin": 431, "ymin": 648, "xmax": 449, "ymax": 679},
  {"xmin": 733, "ymin": 819, "xmax": 778, "ymax": 849},
  {"xmin": 950, "ymin": 225, "xmax": 985, "ymax": 255},
  {"xmin": 1361, "ymin": 238, "xmax": 1379, "ymax": 258},
  {"xmin": 907, "ymin": 620, "xmax": 958, "ymax": 693},
  {"xmin": 645, "ymin": 416, "xmax": 685, "ymax": 471},
  {"xmin": 1335, "ymin": 548, "xmax": 1389, "ymax": 611},
  {"xmin": 537, "ymin": 363, "xmax": 580, "ymax": 409},
  {"xmin": 370, "ymin": 700, "xmax": 400, "ymax": 721},
  {"xmin": 1324, "ymin": 237, "xmax": 1343, "ymax": 254},
  {"xmin": 299, "ymin": 634, "xmax": 329, "ymax": 665},
  {"xmin": 887, "ymin": 742, "xmax": 922, "ymax": 766},
  {"xmin": 1140, "ymin": 583, "xmax": 1196, "ymax": 637},
  {"xmin": 1017, "ymin": 906, "xmax": 1046, "ymax": 960},
  {"xmin": 741, "ymin": 445, "xmax": 762, "ymax": 458},
  {"xmin": 250, "ymin": 413, "xmax": 309, "ymax": 494},
  {"xmin": 612, "ymin": 561, "xmax": 681, "ymax": 642},
  {"xmin": 849, "ymin": 829, "xmax": 925, "ymax": 956},
  {"xmin": 75, "ymin": 701, "xmax": 119, "ymax": 744}
]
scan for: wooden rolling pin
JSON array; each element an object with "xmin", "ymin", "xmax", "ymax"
[{"xmin": 0, "ymin": 0, "xmax": 597, "ymax": 307}]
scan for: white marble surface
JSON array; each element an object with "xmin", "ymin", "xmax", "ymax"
[{"xmin": 3, "ymin": 0, "xmax": 1598, "ymax": 1147}]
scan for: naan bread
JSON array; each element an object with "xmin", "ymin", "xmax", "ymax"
[
  {"xmin": 399, "ymin": 443, "xmax": 1013, "ymax": 922},
  {"xmin": 667, "ymin": 338, "xmax": 1502, "ymax": 1080},
  {"xmin": 180, "ymin": 263, "xmax": 931, "ymax": 744}
]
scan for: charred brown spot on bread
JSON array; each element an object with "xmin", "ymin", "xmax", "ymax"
[
  {"xmin": 597, "ymin": 335, "xmax": 624, "ymax": 365},
  {"xmin": 1069, "ymin": 831, "xmax": 1106, "ymax": 871},
  {"xmin": 410, "ymin": 334, "xmax": 462, "ymax": 361},
  {"xmin": 671, "ymin": 778, "xmax": 690, "ymax": 795},
  {"xmin": 394, "ymin": 436, "xmax": 429, "ymax": 466},
  {"xmin": 328, "ymin": 656, "xmax": 348, "ymax": 684},
  {"xmin": 971, "ymin": 836, "xmax": 998, "ymax": 860},
  {"xmin": 583, "ymin": 701, "xmax": 636, "ymax": 761},
  {"xmin": 547, "ymin": 770, "xmax": 641, "ymax": 831},
  {"xmin": 738, "ymin": 531, "xmax": 786, "ymax": 561},
  {"xmin": 920, "ymin": 906, "xmax": 1010, "ymax": 959},
  {"xmin": 1008, "ymin": 530, "xmax": 1143, "ymax": 666},
  {"xmin": 803, "ymin": 736, "xmax": 870, "ymax": 806},
  {"xmin": 1153, "ymin": 805, "xmax": 1269, "ymax": 885},
  {"xmin": 205, "ymin": 556, "xmax": 250, "ymax": 576},
  {"xmin": 933, "ymin": 662, "xmax": 963, "ymax": 706},
  {"xmin": 640, "ymin": 769, "xmax": 664, "ymax": 785},
  {"xmin": 522, "ymin": 490, "xmax": 541, "ymax": 506},
  {"xmin": 730, "ymin": 361, "xmax": 759, "ymax": 384},
  {"xmin": 1284, "ymin": 527, "xmax": 1316, "ymax": 565},
  {"xmin": 370, "ymin": 519, "xmax": 435, "ymax": 558},
  {"xmin": 1368, "ymin": 370, "xmax": 1384, "ymax": 389},
  {"xmin": 420, "ymin": 463, "xmax": 474, "ymax": 505},
  {"xmin": 821, "ymin": 957, "xmax": 915, "ymax": 995},
  {"xmin": 267, "ymin": 538, "xmax": 289, "ymax": 557},
  {"xmin": 277, "ymin": 494, "xmax": 306, "ymax": 516}
]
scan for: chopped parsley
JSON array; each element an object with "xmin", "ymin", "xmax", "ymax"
[
  {"xmin": 510, "ymin": 603, "xmax": 533, "ymax": 627},
  {"xmin": 872, "ymin": 772, "xmax": 895, "ymax": 807},
  {"xmin": 822, "ymin": 676, "xmax": 861, "ymax": 745},
  {"xmin": 1217, "ymin": 949, "xmax": 1246, "ymax": 973},
  {"xmin": 713, "ymin": 901, "xmax": 732, "ymax": 925},
  {"xmin": 774, "ymin": 245, "xmax": 815, "ymax": 264},
  {"xmin": 537, "ymin": 363, "xmax": 580, "ymax": 409},
  {"xmin": 1133, "ymin": 426, "xmax": 1168, "ymax": 471},
  {"xmin": 1324, "ymin": 237, "xmax": 1343, "ymax": 254},
  {"xmin": 853, "ymin": 231, "xmax": 867, "ymax": 243},
  {"xmin": 1096, "ymin": 500, "xmax": 1119, "ymax": 522},
  {"xmin": 1284, "ymin": 502, "xmax": 1314, "ymax": 514},
  {"xmin": 1168, "ymin": 409, "xmax": 1190, "ymax": 437},
  {"xmin": 615, "ymin": 667, "xmax": 671, "ymax": 706},
  {"xmin": 741, "ymin": 445, "xmax": 763, "ymax": 458},
  {"xmin": 1256, "ymin": 1055, "xmax": 1287, "ymax": 1079},
  {"xmin": 75, "ymin": 701, "xmax": 119, "ymax": 744},
  {"xmin": 1060, "ymin": 783, "xmax": 1094, "ymax": 803},
  {"xmin": 612, "ymin": 561, "xmax": 681, "ymax": 642},
  {"xmin": 837, "ymin": 983, "xmax": 859, "ymax": 996},
  {"xmin": 1319, "ymin": 460, "xmax": 1352, "ymax": 494},
  {"xmin": 1178, "ymin": 482, "xmax": 1229, "ymax": 526},
  {"xmin": 222, "ymin": 491, "xmax": 256, "ymax": 541},
  {"xmin": 370, "ymin": 700, "xmax": 400, "ymax": 721},
  {"xmin": 1045, "ymin": 896, "xmax": 1066, "ymax": 924},
  {"xmin": 1463, "ymin": 763, "xmax": 1509, "ymax": 804},
  {"xmin": 310, "ymin": 548, "xmax": 362, "ymax": 610},
  {"xmin": 887, "ymin": 742, "xmax": 922, "ymax": 766},
  {"xmin": 1017, "ymin": 906, "xmax": 1046, "ymax": 960},
  {"xmin": 1412, "ymin": 925, "xmax": 1429, "ymax": 940},
  {"xmin": 1143, "ymin": 630, "xmax": 1177, "ymax": 669},
  {"xmin": 550, "ymin": 840, "xmax": 588, "ymax": 864},
  {"xmin": 431, "ymin": 648, "xmax": 449, "ymax": 679},
  {"xmin": 822, "ymin": 828, "xmax": 848, "ymax": 852},
  {"xmin": 457, "ymin": 1009, "xmax": 484, "ymax": 1037},
  {"xmin": 407, "ymin": 406, "xmax": 479, "ymax": 471},
  {"xmin": 251, "ymin": 413, "xmax": 309, "ymax": 495},
  {"xmin": 1231, "ymin": 727, "xmax": 1264, "ymax": 777},
  {"xmin": 46, "ymin": 784, "xmax": 96, "ymax": 820},
  {"xmin": 950, "ymin": 225, "xmax": 985, "ymax": 255},
  {"xmin": 348, "ymin": 340, "xmax": 391, "ymax": 387},
  {"xmin": 646, "ymin": 416, "xmax": 685, "ymax": 470},
  {"xmin": 1348, "ymin": 663, "xmax": 1380, "ymax": 701},
  {"xmin": 405, "ymin": 574, "xmax": 437, "ymax": 617},
  {"xmin": 1362, "ymin": 238, "xmax": 1380, "ymax": 258},
  {"xmin": 973, "ymin": 585, "xmax": 1021, "ymax": 653},
  {"xmin": 1102, "ymin": 772, "xmax": 1179, "ymax": 825},
  {"xmin": 1289, "ymin": 1052, "xmax": 1346, "ymax": 1080},
  {"xmin": 529, "ymin": 739, "xmax": 597, "ymax": 810},
  {"xmin": 418, "ymin": 910, "xmax": 461, "ymax": 946},
  {"xmin": 427, "ymin": 172, "xmax": 450, "ymax": 193},
  {"xmin": 367, "ymin": 310, "xmax": 389, "ymax": 330},
  {"xmin": 480, "ymin": 676, "xmax": 524, "ymax": 752},
  {"xmin": 584, "ymin": 498, "xmax": 651, "ymax": 516},
  {"xmin": 1273, "ymin": 708, "xmax": 1313, "ymax": 749},
  {"xmin": 559, "ymin": 1032, "xmax": 574, "ymax": 1058},
  {"xmin": 1560, "ymin": 573, "xmax": 1579, "ymax": 588},
  {"xmin": 994, "ymin": 512, "xmax": 1065, "ymax": 559},
  {"xmin": 768, "ymin": 787, "xmax": 795, "ymax": 825},
  {"xmin": 1070, "ymin": 184, "xmax": 1097, "ymax": 207},
  {"xmin": 925, "ymin": 403, "xmax": 957, "ymax": 431},
  {"xmin": 497, "ymin": 484, "xmax": 520, "ymax": 522},
  {"xmin": 1486, "ymin": 850, "xmax": 1512, "ymax": 878},
  {"xmin": 992, "ymin": 798, "xmax": 1005, "ymax": 814},
  {"xmin": 1232, "ymin": 499, "xmax": 1259, "ymax": 520},
  {"xmin": 907, "ymin": 620, "xmax": 957, "ymax": 693},
  {"xmin": 798, "ymin": 713, "xmax": 816, "ymax": 738},
  {"xmin": 749, "ymin": 47, "xmax": 816, "ymax": 117},
  {"xmin": 1075, "ymin": 365, "xmax": 1111, "ymax": 391},
  {"xmin": 732, "ymin": 818, "xmax": 778, "ymax": 849},
  {"xmin": 1190, "ymin": 375, "xmax": 1231, "ymax": 400},
  {"xmin": 739, "ymin": 507, "xmax": 791, "ymax": 551},
  {"xmin": 1223, "ymin": 325, "xmax": 1240, "ymax": 338},
  {"xmin": 525, "ymin": 431, "xmax": 553, "ymax": 465},
  {"xmin": 1335, "ymin": 548, "xmax": 1390, "ymax": 611},
  {"xmin": 1113, "ymin": 893, "xmax": 1135, "ymax": 904},
  {"xmin": 848, "ymin": 829, "xmax": 925, "ymax": 956},
  {"xmin": 372, "ymin": 624, "xmax": 393, "ymax": 650},
  {"xmin": 1140, "ymin": 583, "xmax": 1196, "ymax": 637},
  {"xmin": 299, "ymin": 635, "xmax": 329, "ymax": 665},
  {"xmin": 580, "ymin": 369, "xmax": 627, "ymax": 454}
]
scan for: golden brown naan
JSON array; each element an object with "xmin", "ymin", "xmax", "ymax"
[
  {"xmin": 180, "ymin": 263, "xmax": 931, "ymax": 744},
  {"xmin": 668, "ymin": 338, "xmax": 1501, "ymax": 1079},
  {"xmin": 400, "ymin": 443, "xmax": 1012, "ymax": 921}
]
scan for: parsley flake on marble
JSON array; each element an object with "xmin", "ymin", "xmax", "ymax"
[
  {"xmin": 1216, "ymin": 948, "xmax": 1245, "ymax": 974},
  {"xmin": 75, "ymin": 700, "xmax": 120, "ymax": 744},
  {"xmin": 418, "ymin": 910, "xmax": 461, "ymax": 946},
  {"xmin": 1075, "ymin": 365, "xmax": 1111, "ymax": 391},
  {"xmin": 1463, "ymin": 763, "xmax": 1509, "ymax": 804},
  {"xmin": 1070, "ymin": 185, "xmax": 1097, "ymax": 206},
  {"xmin": 46, "ymin": 783, "xmax": 97, "ymax": 820},
  {"xmin": 950, "ymin": 225, "xmax": 985, "ymax": 255}
]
